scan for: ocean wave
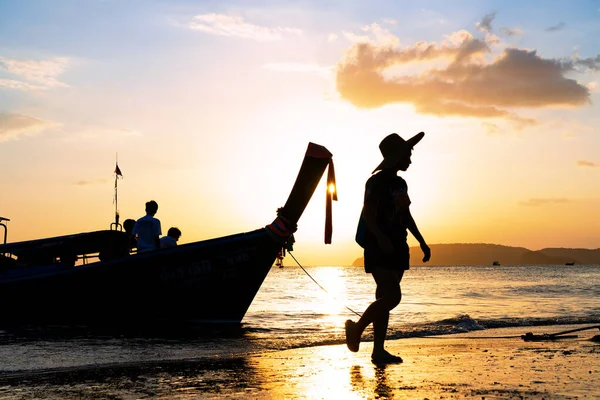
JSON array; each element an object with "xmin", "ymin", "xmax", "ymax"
[
  {"xmin": 387, "ymin": 314, "xmax": 600, "ymax": 341},
  {"xmin": 459, "ymin": 291, "xmax": 493, "ymax": 298},
  {"xmin": 506, "ymin": 285, "xmax": 600, "ymax": 298},
  {"xmin": 285, "ymin": 313, "xmax": 600, "ymax": 350}
]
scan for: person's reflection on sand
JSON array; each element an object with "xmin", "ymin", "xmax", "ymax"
[
  {"xmin": 349, "ymin": 364, "xmax": 394, "ymax": 398},
  {"xmin": 350, "ymin": 365, "xmax": 364, "ymax": 392},
  {"xmin": 374, "ymin": 365, "xmax": 393, "ymax": 398}
]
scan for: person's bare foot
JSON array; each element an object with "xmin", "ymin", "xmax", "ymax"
[
  {"xmin": 345, "ymin": 320, "xmax": 360, "ymax": 352},
  {"xmin": 371, "ymin": 350, "xmax": 403, "ymax": 364}
]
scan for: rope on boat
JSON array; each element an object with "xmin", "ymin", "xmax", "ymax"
[{"xmin": 288, "ymin": 251, "xmax": 363, "ymax": 318}]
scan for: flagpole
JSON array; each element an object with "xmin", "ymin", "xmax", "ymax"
[{"xmin": 111, "ymin": 153, "xmax": 123, "ymax": 231}]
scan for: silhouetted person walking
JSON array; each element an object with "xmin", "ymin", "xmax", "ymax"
[
  {"xmin": 132, "ymin": 200, "xmax": 162, "ymax": 252},
  {"xmin": 346, "ymin": 132, "xmax": 431, "ymax": 364}
]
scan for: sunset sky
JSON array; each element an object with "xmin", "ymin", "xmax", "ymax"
[{"xmin": 1, "ymin": 0, "xmax": 599, "ymax": 266}]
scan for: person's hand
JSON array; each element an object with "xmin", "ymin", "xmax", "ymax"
[
  {"xmin": 421, "ymin": 242, "xmax": 431, "ymax": 262},
  {"xmin": 377, "ymin": 235, "xmax": 395, "ymax": 255}
]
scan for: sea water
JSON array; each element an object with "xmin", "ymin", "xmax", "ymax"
[{"xmin": 0, "ymin": 264, "xmax": 599, "ymax": 374}]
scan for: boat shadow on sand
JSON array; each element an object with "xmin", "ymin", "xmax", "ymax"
[
  {"xmin": 0, "ymin": 351, "xmax": 264, "ymax": 399},
  {"xmin": 0, "ymin": 323, "xmax": 273, "ymax": 398}
]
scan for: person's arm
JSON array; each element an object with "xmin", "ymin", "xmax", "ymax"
[
  {"xmin": 154, "ymin": 220, "xmax": 162, "ymax": 249},
  {"xmin": 406, "ymin": 210, "xmax": 431, "ymax": 262}
]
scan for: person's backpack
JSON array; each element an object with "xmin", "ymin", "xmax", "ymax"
[{"xmin": 355, "ymin": 209, "xmax": 367, "ymax": 248}]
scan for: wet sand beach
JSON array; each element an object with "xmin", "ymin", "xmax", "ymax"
[
  {"xmin": 255, "ymin": 325, "xmax": 599, "ymax": 399},
  {"xmin": 0, "ymin": 324, "xmax": 598, "ymax": 399}
]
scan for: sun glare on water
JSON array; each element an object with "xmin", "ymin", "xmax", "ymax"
[{"xmin": 310, "ymin": 267, "xmax": 348, "ymax": 319}]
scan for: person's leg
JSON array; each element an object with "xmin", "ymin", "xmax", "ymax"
[
  {"xmin": 371, "ymin": 289, "xmax": 390, "ymax": 354},
  {"xmin": 345, "ymin": 268, "xmax": 401, "ymax": 353},
  {"xmin": 371, "ymin": 269, "xmax": 402, "ymax": 360}
]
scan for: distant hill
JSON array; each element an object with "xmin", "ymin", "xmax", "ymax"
[{"xmin": 351, "ymin": 243, "xmax": 600, "ymax": 267}]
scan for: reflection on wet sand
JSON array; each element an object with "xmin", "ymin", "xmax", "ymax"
[
  {"xmin": 374, "ymin": 365, "xmax": 394, "ymax": 398},
  {"xmin": 0, "ymin": 357, "xmax": 264, "ymax": 399},
  {"xmin": 252, "ymin": 344, "xmax": 367, "ymax": 399},
  {"xmin": 350, "ymin": 364, "xmax": 395, "ymax": 399},
  {"xmin": 250, "ymin": 326, "xmax": 600, "ymax": 399},
  {"xmin": 1, "ymin": 325, "xmax": 598, "ymax": 399}
]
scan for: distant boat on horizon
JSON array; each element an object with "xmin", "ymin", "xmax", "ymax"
[
  {"xmin": 492, "ymin": 260, "xmax": 500, "ymax": 266},
  {"xmin": 0, "ymin": 142, "xmax": 334, "ymax": 326},
  {"xmin": 565, "ymin": 261, "xmax": 575, "ymax": 266}
]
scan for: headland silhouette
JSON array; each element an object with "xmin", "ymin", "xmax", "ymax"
[{"xmin": 352, "ymin": 243, "xmax": 600, "ymax": 266}]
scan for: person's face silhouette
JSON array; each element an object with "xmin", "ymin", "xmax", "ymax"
[{"xmin": 396, "ymin": 151, "xmax": 412, "ymax": 171}]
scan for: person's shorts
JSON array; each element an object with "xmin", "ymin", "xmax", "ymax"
[{"xmin": 364, "ymin": 242, "xmax": 409, "ymax": 273}]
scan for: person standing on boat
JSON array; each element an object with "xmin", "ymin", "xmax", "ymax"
[
  {"xmin": 345, "ymin": 132, "xmax": 431, "ymax": 364},
  {"xmin": 132, "ymin": 200, "xmax": 162, "ymax": 252},
  {"xmin": 160, "ymin": 227, "xmax": 181, "ymax": 248}
]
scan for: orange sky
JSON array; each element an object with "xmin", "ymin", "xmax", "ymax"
[{"xmin": 1, "ymin": 2, "xmax": 599, "ymax": 265}]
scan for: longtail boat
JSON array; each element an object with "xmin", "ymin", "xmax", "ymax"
[{"xmin": 0, "ymin": 143, "xmax": 335, "ymax": 325}]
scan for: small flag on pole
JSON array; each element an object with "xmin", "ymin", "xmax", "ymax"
[{"xmin": 115, "ymin": 163, "xmax": 123, "ymax": 178}]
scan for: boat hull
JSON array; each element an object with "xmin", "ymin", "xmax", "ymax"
[
  {"xmin": 0, "ymin": 142, "xmax": 334, "ymax": 327},
  {"xmin": 0, "ymin": 228, "xmax": 279, "ymax": 325}
]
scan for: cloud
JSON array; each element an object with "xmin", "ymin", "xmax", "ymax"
[
  {"xmin": 573, "ymin": 54, "xmax": 600, "ymax": 71},
  {"xmin": 519, "ymin": 198, "xmax": 570, "ymax": 206},
  {"xmin": 482, "ymin": 122, "xmax": 501, "ymax": 135},
  {"xmin": 74, "ymin": 178, "xmax": 111, "ymax": 186},
  {"xmin": 188, "ymin": 13, "xmax": 302, "ymax": 41},
  {"xmin": 546, "ymin": 22, "xmax": 566, "ymax": 32},
  {"xmin": 577, "ymin": 160, "xmax": 599, "ymax": 167},
  {"xmin": 0, "ymin": 113, "xmax": 60, "ymax": 142},
  {"xmin": 499, "ymin": 27, "xmax": 523, "ymax": 37},
  {"xmin": 476, "ymin": 11, "xmax": 497, "ymax": 33},
  {"xmin": 0, "ymin": 56, "xmax": 69, "ymax": 90},
  {"xmin": 335, "ymin": 23, "xmax": 593, "ymax": 123},
  {"xmin": 342, "ymin": 23, "xmax": 399, "ymax": 47},
  {"xmin": 0, "ymin": 79, "xmax": 42, "ymax": 90}
]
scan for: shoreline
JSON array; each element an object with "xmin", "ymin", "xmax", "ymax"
[
  {"xmin": 254, "ymin": 324, "xmax": 599, "ymax": 399},
  {"xmin": 0, "ymin": 324, "xmax": 598, "ymax": 399}
]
